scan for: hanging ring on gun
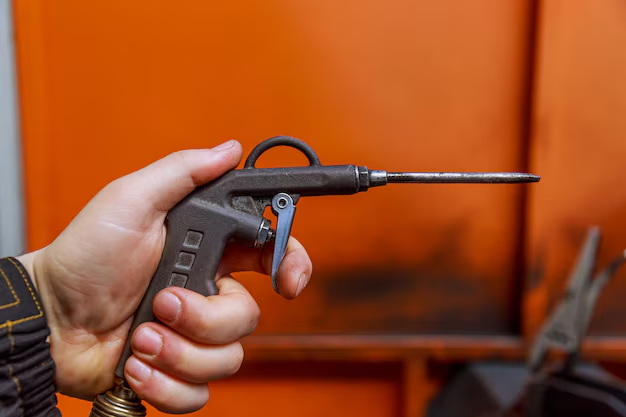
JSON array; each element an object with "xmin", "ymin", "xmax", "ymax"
[{"xmin": 244, "ymin": 136, "xmax": 322, "ymax": 168}]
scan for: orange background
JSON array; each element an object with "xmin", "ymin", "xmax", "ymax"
[{"xmin": 11, "ymin": 0, "xmax": 626, "ymax": 416}]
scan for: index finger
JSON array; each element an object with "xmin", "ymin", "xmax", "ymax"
[{"xmin": 217, "ymin": 236, "xmax": 312, "ymax": 299}]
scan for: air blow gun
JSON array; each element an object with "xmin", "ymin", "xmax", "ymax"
[{"xmin": 89, "ymin": 136, "xmax": 540, "ymax": 417}]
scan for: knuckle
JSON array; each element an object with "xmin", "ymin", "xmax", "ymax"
[
  {"xmin": 243, "ymin": 297, "xmax": 261, "ymax": 334},
  {"xmin": 231, "ymin": 291, "xmax": 259, "ymax": 330},
  {"xmin": 224, "ymin": 343, "xmax": 244, "ymax": 376},
  {"xmin": 171, "ymin": 150, "xmax": 189, "ymax": 164},
  {"xmin": 171, "ymin": 151, "xmax": 201, "ymax": 188},
  {"xmin": 101, "ymin": 176, "xmax": 129, "ymax": 197},
  {"xmin": 158, "ymin": 335, "xmax": 184, "ymax": 367}
]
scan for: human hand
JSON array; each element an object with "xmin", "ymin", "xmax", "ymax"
[{"xmin": 17, "ymin": 140, "xmax": 312, "ymax": 413}]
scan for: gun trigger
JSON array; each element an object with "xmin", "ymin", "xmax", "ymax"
[{"xmin": 270, "ymin": 193, "xmax": 297, "ymax": 294}]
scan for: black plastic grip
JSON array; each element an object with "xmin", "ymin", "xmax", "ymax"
[
  {"xmin": 114, "ymin": 207, "xmax": 229, "ymax": 378},
  {"xmin": 114, "ymin": 192, "xmax": 264, "ymax": 378}
]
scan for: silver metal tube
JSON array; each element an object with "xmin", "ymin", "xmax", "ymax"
[{"xmin": 386, "ymin": 172, "xmax": 540, "ymax": 184}]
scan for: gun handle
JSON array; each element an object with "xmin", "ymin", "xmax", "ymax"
[{"xmin": 114, "ymin": 207, "xmax": 228, "ymax": 378}]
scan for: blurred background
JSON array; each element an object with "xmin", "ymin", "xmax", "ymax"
[{"xmin": 2, "ymin": 0, "xmax": 626, "ymax": 416}]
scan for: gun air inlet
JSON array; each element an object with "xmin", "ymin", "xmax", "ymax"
[{"xmin": 89, "ymin": 378, "xmax": 146, "ymax": 417}]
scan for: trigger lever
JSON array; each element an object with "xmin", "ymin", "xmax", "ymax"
[{"xmin": 270, "ymin": 193, "xmax": 297, "ymax": 294}]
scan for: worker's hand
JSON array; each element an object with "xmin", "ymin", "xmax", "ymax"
[{"xmin": 16, "ymin": 140, "xmax": 312, "ymax": 413}]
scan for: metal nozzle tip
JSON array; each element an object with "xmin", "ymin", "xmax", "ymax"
[{"xmin": 386, "ymin": 172, "xmax": 540, "ymax": 184}]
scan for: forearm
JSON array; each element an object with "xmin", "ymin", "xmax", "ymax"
[{"xmin": 0, "ymin": 256, "xmax": 61, "ymax": 417}]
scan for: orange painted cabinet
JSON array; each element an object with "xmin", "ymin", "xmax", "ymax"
[{"xmin": 524, "ymin": 0, "xmax": 626, "ymax": 343}]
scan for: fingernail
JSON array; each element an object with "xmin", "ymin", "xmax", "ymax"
[
  {"xmin": 212, "ymin": 140, "xmax": 235, "ymax": 151},
  {"xmin": 154, "ymin": 291, "xmax": 181, "ymax": 323},
  {"xmin": 295, "ymin": 273, "xmax": 309, "ymax": 296},
  {"xmin": 126, "ymin": 357, "xmax": 151, "ymax": 382},
  {"xmin": 134, "ymin": 327, "xmax": 162, "ymax": 357}
]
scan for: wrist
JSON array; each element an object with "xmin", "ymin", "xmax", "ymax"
[
  {"xmin": 15, "ymin": 248, "xmax": 56, "ymax": 342},
  {"xmin": 16, "ymin": 248, "xmax": 44, "ymax": 295}
]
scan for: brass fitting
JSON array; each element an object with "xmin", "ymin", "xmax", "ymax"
[{"xmin": 89, "ymin": 377, "xmax": 146, "ymax": 417}]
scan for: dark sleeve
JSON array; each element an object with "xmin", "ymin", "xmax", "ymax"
[{"xmin": 0, "ymin": 257, "xmax": 61, "ymax": 417}]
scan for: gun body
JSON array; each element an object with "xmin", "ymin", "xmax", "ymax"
[{"xmin": 115, "ymin": 164, "xmax": 363, "ymax": 376}]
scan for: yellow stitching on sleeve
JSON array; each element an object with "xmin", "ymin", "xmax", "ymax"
[
  {"xmin": 7, "ymin": 364, "xmax": 21, "ymax": 395},
  {"xmin": 7, "ymin": 258, "xmax": 41, "ymax": 312},
  {"xmin": 0, "ymin": 259, "xmax": 43, "ymax": 328},
  {"xmin": 12, "ymin": 375, "xmax": 21, "ymax": 393},
  {"xmin": 7, "ymin": 320, "xmax": 15, "ymax": 353},
  {"xmin": 8, "ymin": 365, "xmax": 22, "ymax": 416},
  {"xmin": 0, "ymin": 266, "xmax": 20, "ymax": 309}
]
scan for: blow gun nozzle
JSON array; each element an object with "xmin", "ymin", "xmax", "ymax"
[{"xmin": 366, "ymin": 170, "xmax": 540, "ymax": 187}]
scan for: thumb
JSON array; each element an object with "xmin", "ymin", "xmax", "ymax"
[{"xmin": 123, "ymin": 140, "xmax": 243, "ymax": 213}]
